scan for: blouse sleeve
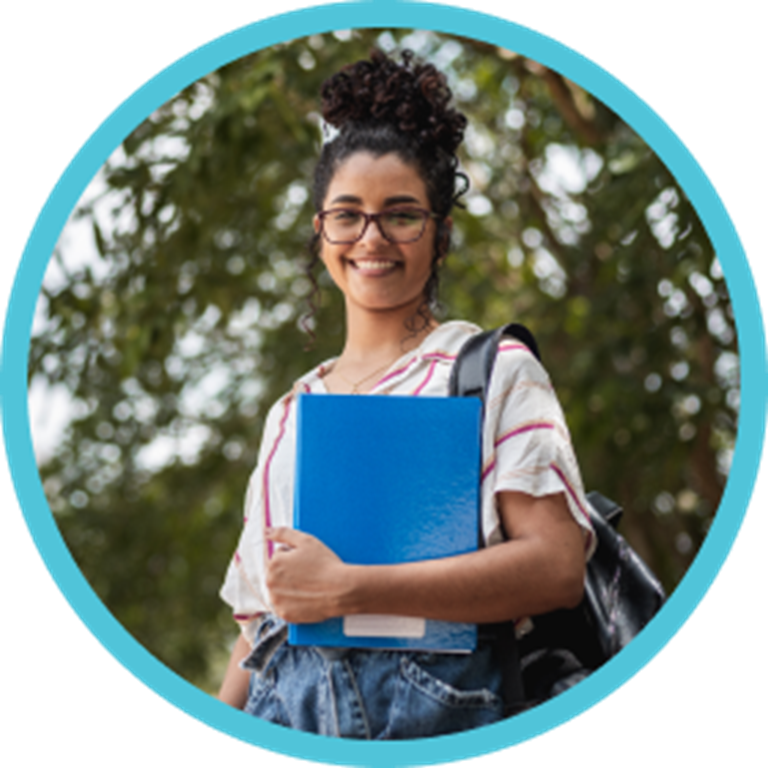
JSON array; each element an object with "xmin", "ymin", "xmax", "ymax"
[
  {"xmin": 219, "ymin": 397, "xmax": 287, "ymax": 645},
  {"xmin": 479, "ymin": 340, "xmax": 595, "ymax": 558}
]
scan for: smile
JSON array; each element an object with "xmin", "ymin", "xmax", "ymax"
[{"xmin": 348, "ymin": 259, "xmax": 400, "ymax": 273}]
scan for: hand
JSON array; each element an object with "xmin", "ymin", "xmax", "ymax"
[{"xmin": 264, "ymin": 527, "xmax": 350, "ymax": 624}]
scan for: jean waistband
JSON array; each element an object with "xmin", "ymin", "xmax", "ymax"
[{"xmin": 242, "ymin": 614, "xmax": 509, "ymax": 672}]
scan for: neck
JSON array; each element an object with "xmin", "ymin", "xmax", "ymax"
[{"xmin": 339, "ymin": 301, "xmax": 438, "ymax": 366}]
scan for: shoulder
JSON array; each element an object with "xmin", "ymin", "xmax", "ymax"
[
  {"xmin": 492, "ymin": 332, "xmax": 552, "ymax": 386},
  {"xmin": 418, "ymin": 320, "xmax": 482, "ymax": 361},
  {"xmin": 431, "ymin": 321, "xmax": 550, "ymax": 397},
  {"xmin": 265, "ymin": 356, "xmax": 338, "ymax": 416},
  {"xmin": 293, "ymin": 356, "xmax": 337, "ymax": 392},
  {"xmin": 256, "ymin": 368, "xmax": 323, "ymax": 443},
  {"xmin": 436, "ymin": 321, "xmax": 544, "ymax": 372},
  {"xmin": 486, "ymin": 333, "xmax": 560, "ymax": 419}
]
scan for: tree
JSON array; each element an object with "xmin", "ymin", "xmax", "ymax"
[{"xmin": 29, "ymin": 29, "xmax": 737, "ymax": 691}]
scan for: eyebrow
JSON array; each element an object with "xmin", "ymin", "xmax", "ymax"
[{"xmin": 328, "ymin": 194, "xmax": 423, "ymax": 207}]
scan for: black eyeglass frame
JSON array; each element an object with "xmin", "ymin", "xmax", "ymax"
[{"xmin": 316, "ymin": 206, "xmax": 441, "ymax": 245}]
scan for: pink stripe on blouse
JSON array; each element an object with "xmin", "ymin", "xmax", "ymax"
[
  {"xmin": 374, "ymin": 357, "xmax": 420, "ymax": 389},
  {"xmin": 411, "ymin": 359, "xmax": 438, "ymax": 395},
  {"xmin": 262, "ymin": 395, "xmax": 294, "ymax": 558},
  {"xmin": 549, "ymin": 462, "xmax": 594, "ymax": 553},
  {"xmin": 496, "ymin": 422, "xmax": 555, "ymax": 448},
  {"xmin": 422, "ymin": 351, "xmax": 457, "ymax": 363},
  {"xmin": 498, "ymin": 342, "xmax": 531, "ymax": 354},
  {"xmin": 481, "ymin": 422, "xmax": 556, "ymax": 480},
  {"xmin": 233, "ymin": 612, "xmax": 261, "ymax": 622}
]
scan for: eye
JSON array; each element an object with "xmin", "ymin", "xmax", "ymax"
[
  {"xmin": 330, "ymin": 209, "xmax": 362, "ymax": 225},
  {"xmin": 384, "ymin": 208, "xmax": 422, "ymax": 226}
]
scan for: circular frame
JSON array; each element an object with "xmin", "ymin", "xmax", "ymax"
[{"xmin": 2, "ymin": 2, "xmax": 765, "ymax": 765}]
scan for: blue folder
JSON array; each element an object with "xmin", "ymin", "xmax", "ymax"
[{"xmin": 289, "ymin": 393, "xmax": 482, "ymax": 652}]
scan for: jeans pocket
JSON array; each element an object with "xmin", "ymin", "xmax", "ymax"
[
  {"xmin": 400, "ymin": 658, "xmax": 502, "ymax": 709},
  {"xmin": 379, "ymin": 655, "xmax": 504, "ymax": 739}
]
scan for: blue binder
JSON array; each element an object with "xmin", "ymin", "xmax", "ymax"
[{"xmin": 289, "ymin": 393, "xmax": 482, "ymax": 652}]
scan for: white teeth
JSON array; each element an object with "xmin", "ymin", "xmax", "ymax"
[{"xmin": 354, "ymin": 260, "xmax": 396, "ymax": 271}]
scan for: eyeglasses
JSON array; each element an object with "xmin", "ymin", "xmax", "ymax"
[{"xmin": 317, "ymin": 206, "xmax": 439, "ymax": 245}]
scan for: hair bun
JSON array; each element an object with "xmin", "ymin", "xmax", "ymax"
[{"xmin": 320, "ymin": 49, "xmax": 467, "ymax": 156}]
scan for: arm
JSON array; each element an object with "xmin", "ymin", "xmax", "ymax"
[
  {"xmin": 217, "ymin": 632, "xmax": 252, "ymax": 709},
  {"xmin": 265, "ymin": 490, "xmax": 585, "ymax": 625}
]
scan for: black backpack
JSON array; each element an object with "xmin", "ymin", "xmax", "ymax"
[{"xmin": 450, "ymin": 323, "xmax": 666, "ymax": 712}]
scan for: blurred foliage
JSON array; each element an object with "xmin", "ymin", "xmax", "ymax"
[{"xmin": 29, "ymin": 29, "xmax": 738, "ymax": 692}]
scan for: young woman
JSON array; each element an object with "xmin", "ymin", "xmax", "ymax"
[{"xmin": 217, "ymin": 49, "xmax": 595, "ymax": 739}]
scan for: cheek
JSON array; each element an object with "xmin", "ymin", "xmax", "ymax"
[
  {"xmin": 418, "ymin": 240, "xmax": 439, "ymax": 274},
  {"xmin": 318, "ymin": 243, "xmax": 346, "ymax": 284}
]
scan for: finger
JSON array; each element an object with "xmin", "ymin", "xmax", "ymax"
[{"xmin": 264, "ymin": 526, "xmax": 311, "ymax": 548}]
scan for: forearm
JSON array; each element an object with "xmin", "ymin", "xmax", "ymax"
[
  {"xmin": 217, "ymin": 631, "xmax": 252, "ymax": 709},
  {"xmin": 266, "ymin": 491, "xmax": 586, "ymax": 625},
  {"xmin": 340, "ymin": 536, "xmax": 583, "ymax": 624}
]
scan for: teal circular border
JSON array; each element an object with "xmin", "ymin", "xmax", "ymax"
[{"xmin": 2, "ymin": 2, "xmax": 766, "ymax": 765}]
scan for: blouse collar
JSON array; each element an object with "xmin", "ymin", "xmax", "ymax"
[{"xmin": 295, "ymin": 320, "xmax": 482, "ymax": 394}]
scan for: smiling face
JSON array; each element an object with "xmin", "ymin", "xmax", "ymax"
[{"xmin": 314, "ymin": 152, "xmax": 446, "ymax": 321}]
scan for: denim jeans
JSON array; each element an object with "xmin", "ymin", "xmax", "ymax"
[{"xmin": 241, "ymin": 615, "xmax": 505, "ymax": 740}]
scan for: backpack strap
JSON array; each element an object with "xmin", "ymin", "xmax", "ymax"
[
  {"xmin": 448, "ymin": 322, "xmax": 541, "ymax": 403},
  {"xmin": 451, "ymin": 326, "xmax": 625, "ymax": 534},
  {"xmin": 450, "ymin": 322, "xmax": 541, "ymax": 716}
]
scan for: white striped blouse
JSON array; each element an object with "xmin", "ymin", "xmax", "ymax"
[{"xmin": 219, "ymin": 320, "xmax": 595, "ymax": 645}]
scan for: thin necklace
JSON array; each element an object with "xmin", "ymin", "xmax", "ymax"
[{"xmin": 332, "ymin": 354, "xmax": 401, "ymax": 394}]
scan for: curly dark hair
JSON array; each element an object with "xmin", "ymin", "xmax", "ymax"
[{"xmin": 303, "ymin": 48, "xmax": 469, "ymax": 337}]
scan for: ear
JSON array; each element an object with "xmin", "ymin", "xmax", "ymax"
[{"xmin": 313, "ymin": 215, "xmax": 327, "ymax": 263}]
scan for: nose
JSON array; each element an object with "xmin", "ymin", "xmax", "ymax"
[{"xmin": 359, "ymin": 215, "xmax": 388, "ymax": 246}]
